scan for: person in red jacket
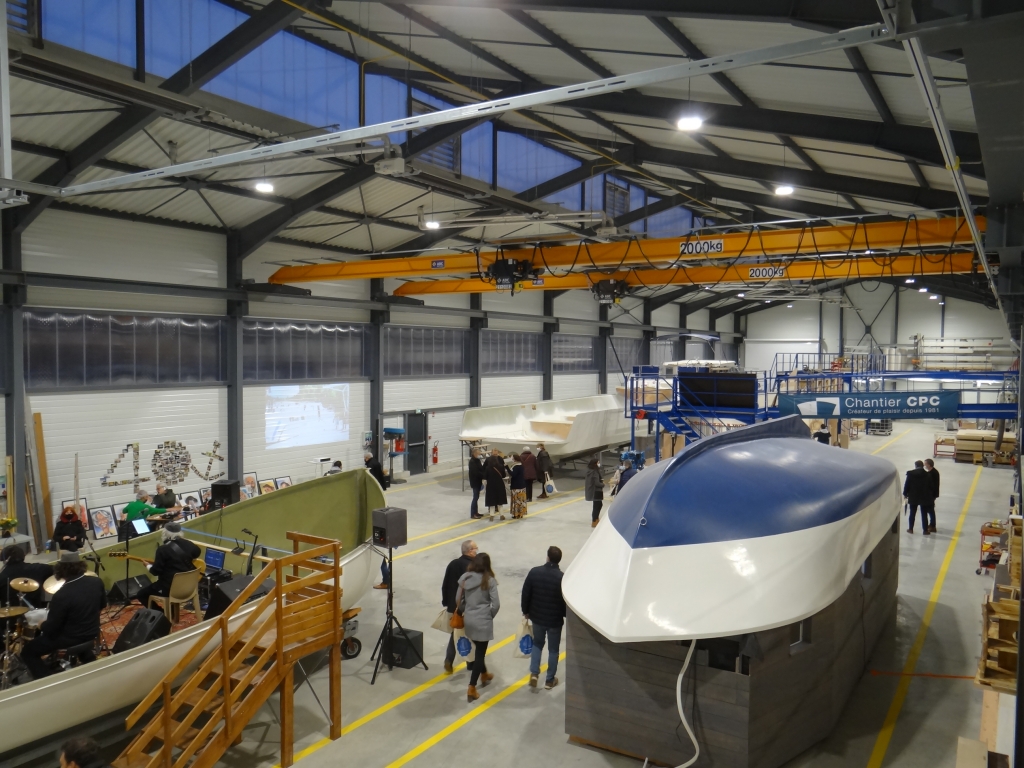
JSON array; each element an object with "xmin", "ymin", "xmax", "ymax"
[{"xmin": 519, "ymin": 446, "xmax": 538, "ymax": 502}]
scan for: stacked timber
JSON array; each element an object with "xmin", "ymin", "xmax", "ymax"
[{"xmin": 954, "ymin": 429, "xmax": 1017, "ymax": 464}]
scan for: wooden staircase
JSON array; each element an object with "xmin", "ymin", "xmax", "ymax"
[{"xmin": 113, "ymin": 532, "xmax": 357, "ymax": 768}]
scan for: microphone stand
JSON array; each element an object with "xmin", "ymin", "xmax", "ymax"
[{"xmin": 242, "ymin": 530, "xmax": 259, "ymax": 577}]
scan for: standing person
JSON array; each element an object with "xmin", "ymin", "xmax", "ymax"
[
  {"xmin": 520, "ymin": 446, "xmax": 538, "ymax": 502},
  {"xmin": 483, "ymin": 449, "xmax": 508, "ymax": 520},
  {"xmin": 509, "ymin": 454, "xmax": 528, "ymax": 519},
  {"xmin": 59, "ymin": 737, "xmax": 110, "ymax": 768},
  {"xmin": 585, "ymin": 458, "xmax": 604, "ymax": 528},
  {"xmin": 521, "ymin": 546, "xmax": 566, "ymax": 689},
  {"xmin": 21, "ymin": 552, "xmax": 106, "ymax": 679},
  {"xmin": 536, "ymin": 444, "xmax": 554, "ymax": 499},
  {"xmin": 134, "ymin": 523, "xmax": 202, "ymax": 608},
  {"xmin": 813, "ymin": 423, "xmax": 831, "ymax": 445},
  {"xmin": 468, "ymin": 448, "xmax": 485, "ymax": 520},
  {"xmin": 53, "ymin": 507, "xmax": 87, "ymax": 552},
  {"xmin": 364, "ymin": 451, "xmax": 387, "ymax": 489},
  {"xmin": 924, "ymin": 458, "xmax": 940, "ymax": 533},
  {"xmin": 616, "ymin": 459, "xmax": 637, "ymax": 495},
  {"xmin": 457, "ymin": 553, "xmax": 500, "ymax": 702},
  {"xmin": 903, "ymin": 460, "xmax": 932, "ymax": 535},
  {"xmin": 441, "ymin": 540, "xmax": 478, "ymax": 674}
]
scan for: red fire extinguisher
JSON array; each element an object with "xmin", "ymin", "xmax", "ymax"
[{"xmin": 432, "ymin": 441, "xmax": 439, "ymax": 464}]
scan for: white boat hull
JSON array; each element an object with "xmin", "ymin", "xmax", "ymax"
[
  {"xmin": 0, "ymin": 543, "xmax": 376, "ymax": 754},
  {"xmin": 459, "ymin": 394, "xmax": 631, "ymax": 461}
]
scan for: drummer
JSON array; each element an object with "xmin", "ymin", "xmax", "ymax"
[
  {"xmin": 21, "ymin": 551, "xmax": 106, "ymax": 680},
  {"xmin": 0, "ymin": 545, "xmax": 52, "ymax": 608}
]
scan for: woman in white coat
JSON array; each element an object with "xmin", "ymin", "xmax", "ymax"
[{"xmin": 457, "ymin": 552, "xmax": 500, "ymax": 701}]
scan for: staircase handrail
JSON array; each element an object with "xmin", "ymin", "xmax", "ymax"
[{"xmin": 126, "ymin": 557, "xmax": 278, "ymax": 728}]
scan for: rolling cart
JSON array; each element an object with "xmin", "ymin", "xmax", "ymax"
[{"xmin": 978, "ymin": 520, "xmax": 1006, "ymax": 575}]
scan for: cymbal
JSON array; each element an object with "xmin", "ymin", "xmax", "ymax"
[
  {"xmin": 0, "ymin": 606, "xmax": 28, "ymax": 618},
  {"xmin": 44, "ymin": 571, "xmax": 99, "ymax": 594},
  {"xmin": 7, "ymin": 578, "xmax": 39, "ymax": 593}
]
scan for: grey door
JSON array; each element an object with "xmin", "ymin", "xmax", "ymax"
[{"xmin": 405, "ymin": 412, "xmax": 428, "ymax": 475}]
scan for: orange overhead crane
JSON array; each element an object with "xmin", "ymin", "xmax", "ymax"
[
  {"xmin": 391, "ymin": 251, "xmax": 977, "ymax": 296},
  {"xmin": 268, "ymin": 216, "xmax": 982, "ymax": 284}
]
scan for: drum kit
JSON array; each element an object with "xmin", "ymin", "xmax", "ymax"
[{"xmin": 0, "ymin": 571, "xmax": 99, "ymax": 689}]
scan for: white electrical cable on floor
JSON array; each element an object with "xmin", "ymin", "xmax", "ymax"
[{"xmin": 675, "ymin": 640, "xmax": 700, "ymax": 768}]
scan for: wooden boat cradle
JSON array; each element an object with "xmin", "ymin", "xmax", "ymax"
[{"xmin": 113, "ymin": 531, "xmax": 358, "ymax": 768}]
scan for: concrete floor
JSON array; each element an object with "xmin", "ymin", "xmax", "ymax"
[{"xmin": 220, "ymin": 421, "xmax": 1013, "ymax": 768}]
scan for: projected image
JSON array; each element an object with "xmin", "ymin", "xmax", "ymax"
[{"xmin": 265, "ymin": 384, "xmax": 351, "ymax": 450}]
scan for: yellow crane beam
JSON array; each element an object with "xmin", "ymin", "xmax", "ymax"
[
  {"xmin": 391, "ymin": 251, "xmax": 977, "ymax": 296},
  {"xmin": 269, "ymin": 216, "xmax": 982, "ymax": 284}
]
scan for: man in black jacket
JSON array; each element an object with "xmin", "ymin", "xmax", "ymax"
[
  {"xmin": 441, "ymin": 539, "xmax": 477, "ymax": 674},
  {"xmin": 522, "ymin": 546, "xmax": 567, "ymax": 690},
  {"xmin": 903, "ymin": 460, "xmax": 932, "ymax": 535},
  {"xmin": 364, "ymin": 451, "xmax": 388, "ymax": 489},
  {"xmin": 134, "ymin": 523, "xmax": 201, "ymax": 607},
  {"xmin": 924, "ymin": 458, "xmax": 940, "ymax": 533},
  {"xmin": 0, "ymin": 545, "xmax": 53, "ymax": 608},
  {"xmin": 468, "ymin": 448, "xmax": 485, "ymax": 519},
  {"xmin": 22, "ymin": 552, "xmax": 106, "ymax": 679}
]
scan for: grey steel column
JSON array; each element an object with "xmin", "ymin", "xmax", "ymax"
[
  {"xmin": 542, "ymin": 291, "xmax": 558, "ymax": 401},
  {"xmin": 597, "ymin": 304, "xmax": 610, "ymax": 395},
  {"xmin": 641, "ymin": 299, "xmax": 653, "ymax": 365},
  {"xmin": 225, "ymin": 236, "xmax": 246, "ymax": 482},
  {"xmin": 2, "ymin": 209, "xmax": 25, "ymax": 532},
  {"xmin": 370, "ymin": 279, "xmax": 387, "ymax": 458},
  {"xmin": 469, "ymin": 293, "xmax": 484, "ymax": 408}
]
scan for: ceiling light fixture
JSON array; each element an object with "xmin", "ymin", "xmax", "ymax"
[
  {"xmin": 737, "ymin": 292, "xmax": 745, "ymax": 298},
  {"xmin": 676, "ymin": 115, "xmax": 703, "ymax": 131},
  {"xmin": 939, "ymin": 301, "xmax": 945, "ymax": 305},
  {"xmin": 424, "ymin": 220, "xmax": 440, "ymax": 230},
  {"xmin": 786, "ymin": 303, "xmax": 794, "ymax": 308},
  {"xmin": 774, "ymin": 185, "xmax": 794, "ymax": 196},
  {"xmin": 255, "ymin": 181, "xmax": 274, "ymax": 194},
  {"xmin": 764, "ymin": 300, "xmax": 772, "ymax": 304},
  {"xmin": 918, "ymin": 287, "xmax": 928, "ymax": 293},
  {"xmin": 929, "ymin": 295, "xmax": 939, "ymax": 300},
  {"xmin": 905, "ymin": 278, "xmax": 915, "ymax": 284}
]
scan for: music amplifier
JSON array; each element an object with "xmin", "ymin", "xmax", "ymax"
[{"xmin": 372, "ymin": 506, "xmax": 407, "ymax": 549}]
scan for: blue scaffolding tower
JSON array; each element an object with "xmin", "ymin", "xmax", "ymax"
[{"xmin": 625, "ymin": 355, "xmax": 1019, "ymax": 461}]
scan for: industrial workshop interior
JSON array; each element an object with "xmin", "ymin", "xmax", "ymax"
[{"xmin": 2, "ymin": 2, "xmax": 1024, "ymax": 768}]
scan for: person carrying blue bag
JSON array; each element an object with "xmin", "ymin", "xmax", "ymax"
[
  {"xmin": 457, "ymin": 553, "xmax": 500, "ymax": 702},
  {"xmin": 521, "ymin": 545, "xmax": 567, "ymax": 690}
]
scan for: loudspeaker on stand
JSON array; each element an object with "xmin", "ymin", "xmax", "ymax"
[{"xmin": 372, "ymin": 506, "xmax": 407, "ymax": 549}]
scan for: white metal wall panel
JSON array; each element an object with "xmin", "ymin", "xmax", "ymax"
[
  {"xmin": 385, "ymin": 377, "xmax": 469, "ymax": 411},
  {"xmin": 26, "ymin": 287, "xmax": 226, "ymax": 317},
  {"xmin": 553, "ymin": 373, "xmax": 599, "ymax": 399},
  {"xmin": 943, "ymin": 298, "xmax": 1010, "ymax": 340},
  {"xmin": 651, "ymin": 304, "xmax": 678, "ymax": 328},
  {"xmin": 481, "ymin": 375, "xmax": 543, "ymax": 406},
  {"xmin": 24, "ymin": 209, "xmax": 225, "ymax": 287},
  {"xmin": 746, "ymin": 301, "xmax": 819, "ymax": 340},
  {"xmin": 243, "ymin": 381, "xmax": 370, "ymax": 487},
  {"xmin": 387, "ymin": 311, "xmax": 470, "ymax": 328},
  {"xmin": 743, "ymin": 340, "xmax": 819, "ymax": 373},
  {"xmin": 428, "ymin": 409, "xmax": 466, "ymax": 469},
  {"xmin": 32, "ymin": 388, "xmax": 227, "ymax": 520},
  {"xmin": 556, "ymin": 291, "xmax": 599, "ymax": 321}
]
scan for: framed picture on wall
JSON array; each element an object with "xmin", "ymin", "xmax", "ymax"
[
  {"xmin": 59, "ymin": 498, "xmax": 89, "ymax": 529},
  {"xmin": 274, "ymin": 476, "xmax": 293, "ymax": 490},
  {"xmin": 178, "ymin": 491, "xmax": 201, "ymax": 514},
  {"xmin": 112, "ymin": 502, "xmax": 130, "ymax": 523},
  {"xmin": 259, "ymin": 480, "xmax": 277, "ymax": 496},
  {"xmin": 90, "ymin": 506, "xmax": 118, "ymax": 539},
  {"xmin": 241, "ymin": 473, "xmax": 260, "ymax": 499},
  {"xmin": 200, "ymin": 488, "xmax": 211, "ymax": 506}
]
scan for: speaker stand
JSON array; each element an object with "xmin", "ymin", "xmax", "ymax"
[
  {"xmin": 107, "ymin": 524, "xmax": 137, "ymax": 621},
  {"xmin": 369, "ymin": 547, "xmax": 427, "ymax": 684}
]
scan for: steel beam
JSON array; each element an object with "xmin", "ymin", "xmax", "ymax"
[
  {"xmin": 392, "ymin": 251, "xmax": 977, "ymax": 295},
  {"xmin": 271, "ymin": 217, "xmax": 979, "ymax": 282},
  {"xmin": 681, "ymin": 290, "xmax": 745, "ymax": 315},
  {"xmin": 13, "ymin": 0, "xmax": 309, "ymax": 231},
  {"xmin": 47, "ymin": 21, "xmax": 892, "ymax": 198},
  {"xmin": 1, "ymin": 209, "xmax": 25, "ymax": 532},
  {"xmin": 568, "ymin": 91, "xmax": 981, "ymax": 171}
]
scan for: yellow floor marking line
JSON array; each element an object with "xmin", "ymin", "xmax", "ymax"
[
  {"xmin": 871, "ymin": 428, "xmax": 911, "ymax": 455},
  {"xmin": 396, "ymin": 493, "xmax": 584, "ymax": 560},
  {"xmin": 385, "ymin": 651, "xmax": 569, "ymax": 768},
  {"xmin": 281, "ymin": 634, "xmax": 517, "ymax": 767},
  {"xmin": 864, "ymin": 465, "xmax": 982, "ymax": 768},
  {"xmin": 406, "ymin": 492, "xmax": 578, "ymax": 542}
]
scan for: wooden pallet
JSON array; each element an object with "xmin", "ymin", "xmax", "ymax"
[{"xmin": 976, "ymin": 598, "xmax": 1018, "ymax": 695}]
